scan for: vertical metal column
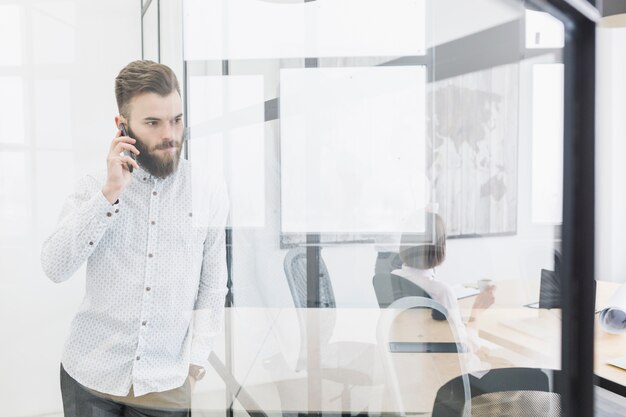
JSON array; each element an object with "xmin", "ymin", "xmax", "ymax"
[
  {"xmin": 306, "ymin": 234, "xmax": 322, "ymax": 417},
  {"xmin": 547, "ymin": 0, "xmax": 598, "ymax": 416}
]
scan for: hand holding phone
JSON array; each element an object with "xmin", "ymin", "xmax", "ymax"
[
  {"xmin": 101, "ymin": 124, "xmax": 140, "ymax": 204},
  {"xmin": 118, "ymin": 123, "xmax": 136, "ymax": 173}
]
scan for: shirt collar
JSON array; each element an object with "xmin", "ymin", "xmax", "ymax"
[{"xmin": 397, "ymin": 265, "xmax": 436, "ymax": 280}]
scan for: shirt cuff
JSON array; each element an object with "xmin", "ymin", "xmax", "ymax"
[
  {"xmin": 92, "ymin": 190, "xmax": 123, "ymax": 223},
  {"xmin": 190, "ymin": 338, "xmax": 213, "ymax": 369}
]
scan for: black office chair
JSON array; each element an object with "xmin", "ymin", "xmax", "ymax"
[
  {"xmin": 376, "ymin": 296, "xmax": 471, "ymax": 415},
  {"xmin": 432, "ymin": 368, "xmax": 562, "ymax": 417},
  {"xmin": 373, "ymin": 272, "xmax": 446, "ymax": 320}
]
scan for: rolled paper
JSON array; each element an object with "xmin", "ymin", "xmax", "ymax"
[{"xmin": 599, "ymin": 284, "xmax": 626, "ymax": 334}]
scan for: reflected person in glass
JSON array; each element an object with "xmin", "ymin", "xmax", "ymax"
[
  {"xmin": 391, "ymin": 212, "xmax": 496, "ymax": 354},
  {"xmin": 41, "ymin": 60, "xmax": 229, "ymax": 417}
]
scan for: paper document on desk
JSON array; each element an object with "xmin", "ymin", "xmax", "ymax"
[
  {"xmin": 607, "ymin": 356, "xmax": 626, "ymax": 371},
  {"xmin": 599, "ymin": 284, "xmax": 626, "ymax": 334},
  {"xmin": 452, "ymin": 285, "xmax": 480, "ymax": 300}
]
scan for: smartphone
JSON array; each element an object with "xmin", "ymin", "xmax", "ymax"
[
  {"xmin": 118, "ymin": 123, "xmax": 135, "ymax": 173},
  {"xmin": 388, "ymin": 342, "xmax": 468, "ymax": 353}
]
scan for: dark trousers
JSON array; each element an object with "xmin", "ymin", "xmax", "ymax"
[{"xmin": 60, "ymin": 364, "xmax": 191, "ymax": 417}]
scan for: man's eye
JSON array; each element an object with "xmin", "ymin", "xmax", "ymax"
[
  {"xmin": 175, "ymin": 118, "xmax": 182, "ymax": 124},
  {"xmin": 147, "ymin": 121, "xmax": 157, "ymax": 126}
]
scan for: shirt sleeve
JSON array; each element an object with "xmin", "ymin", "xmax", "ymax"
[
  {"xmin": 40, "ymin": 175, "xmax": 122, "ymax": 283},
  {"xmin": 189, "ymin": 179, "xmax": 230, "ymax": 368},
  {"xmin": 430, "ymin": 281, "xmax": 484, "ymax": 353}
]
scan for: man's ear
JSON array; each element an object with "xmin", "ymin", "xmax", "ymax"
[{"xmin": 115, "ymin": 115, "xmax": 121, "ymax": 128}]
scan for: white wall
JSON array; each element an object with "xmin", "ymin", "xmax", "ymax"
[
  {"xmin": 596, "ymin": 14, "xmax": 626, "ymax": 283},
  {"xmin": 427, "ymin": 0, "xmax": 522, "ymax": 46},
  {"xmin": 0, "ymin": 1, "xmax": 141, "ymax": 416}
]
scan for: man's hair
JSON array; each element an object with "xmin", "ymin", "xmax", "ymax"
[
  {"xmin": 399, "ymin": 212, "xmax": 446, "ymax": 269},
  {"xmin": 115, "ymin": 60, "xmax": 180, "ymax": 117}
]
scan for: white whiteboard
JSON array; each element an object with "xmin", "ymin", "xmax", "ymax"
[{"xmin": 280, "ymin": 66, "xmax": 428, "ymax": 233}]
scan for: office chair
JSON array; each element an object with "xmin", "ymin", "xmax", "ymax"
[
  {"xmin": 376, "ymin": 296, "xmax": 471, "ymax": 416},
  {"xmin": 432, "ymin": 368, "xmax": 561, "ymax": 417},
  {"xmin": 276, "ymin": 247, "xmax": 381, "ymax": 412},
  {"xmin": 373, "ymin": 272, "xmax": 446, "ymax": 320},
  {"xmin": 283, "ymin": 247, "xmax": 336, "ymax": 371}
]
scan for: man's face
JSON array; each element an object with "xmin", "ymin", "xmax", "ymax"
[{"xmin": 123, "ymin": 91, "xmax": 184, "ymax": 179}]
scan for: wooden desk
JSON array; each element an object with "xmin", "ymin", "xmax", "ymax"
[
  {"xmin": 191, "ymin": 281, "xmax": 626, "ymax": 414},
  {"xmin": 465, "ymin": 280, "xmax": 626, "ymax": 395}
]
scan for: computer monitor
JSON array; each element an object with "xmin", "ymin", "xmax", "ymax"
[
  {"xmin": 538, "ymin": 268, "xmax": 560, "ymax": 309},
  {"xmin": 538, "ymin": 250, "xmax": 561, "ymax": 309}
]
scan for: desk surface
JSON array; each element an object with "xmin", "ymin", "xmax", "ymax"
[
  {"xmin": 191, "ymin": 280, "xmax": 626, "ymax": 414},
  {"xmin": 463, "ymin": 280, "xmax": 626, "ymax": 390}
]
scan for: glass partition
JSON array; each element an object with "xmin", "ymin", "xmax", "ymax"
[
  {"xmin": 160, "ymin": 0, "xmax": 586, "ymax": 415},
  {"xmin": 0, "ymin": 0, "xmax": 600, "ymax": 416}
]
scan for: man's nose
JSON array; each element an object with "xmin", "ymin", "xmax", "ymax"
[{"xmin": 161, "ymin": 121, "xmax": 175, "ymax": 140}]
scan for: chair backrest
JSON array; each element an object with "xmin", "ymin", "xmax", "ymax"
[
  {"xmin": 432, "ymin": 368, "xmax": 561, "ymax": 417},
  {"xmin": 373, "ymin": 273, "xmax": 446, "ymax": 320},
  {"xmin": 283, "ymin": 247, "xmax": 336, "ymax": 371},
  {"xmin": 284, "ymin": 247, "xmax": 335, "ymax": 309},
  {"xmin": 377, "ymin": 296, "xmax": 471, "ymax": 415}
]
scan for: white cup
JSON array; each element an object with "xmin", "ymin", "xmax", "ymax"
[{"xmin": 477, "ymin": 279, "xmax": 494, "ymax": 292}]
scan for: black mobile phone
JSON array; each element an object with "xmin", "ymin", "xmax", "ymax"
[
  {"xmin": 388, "ymin": 342, "xmax": 468, "ymax": 353},
  {"xmin": 118, "ymin": 123, "xmax": 135, "ymax": 173}
]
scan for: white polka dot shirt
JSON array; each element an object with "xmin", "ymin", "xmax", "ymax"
[{"xmin": 41, "ymin": 158, "xmax": 229, "ymax": 396}]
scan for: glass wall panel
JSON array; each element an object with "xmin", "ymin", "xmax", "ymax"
[
  {"xmin": 531, "ymin": 64, "xmax": 564, "ymax": 225},
  {"xmin": 596, "ymin": 12, "xmax": 626, "ymax": 403},
  {"xmin": 0, "ymin": 0, "xmax": 601, "ymax": 415},
  {"xmin": 0, "ymin": 2, "xmax": 142, "ymax": 416},
  {"xmin": 159, "ymin": 0, "xmax": 184, "ymax": 88},
  {"xmin": 176, "ymin": 0, "xmax": 577, "ymax": 415},
  {"xmin": 280, "ymin": 66, "xmax": 428, "ymax": 234},
  {"xmin": 0, "ymin": 77, "xmax": 25, "ymax": 145},
  {"xmin": 32, "ymin": 1, "xmax": 76, "ymax": 65},
  {"xmin": 184, "ymin": 0, "xmax": 426, "ymax": 60},
  {"xmin": 142, "ymin": 0, "xmax": 159, "ymax": 61},
  {"xmin": 0, "ymin": 4, "xmax": 23, "ymax": 66}
]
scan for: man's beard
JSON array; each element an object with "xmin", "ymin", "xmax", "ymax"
[{"xmin": 127, "ymin": 125, "xmax": 183, "ymax": 179}]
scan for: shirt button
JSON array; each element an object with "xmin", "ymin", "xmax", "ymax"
[
  {"xmin": 152, "ymin": 191, "xmax": 157, "ymax": 196},
  {"xmin": 150, "ymin": 220, "xmax": 156, "ymax": 225},
  {"xmin": 115, "ymin": 209, "xmax": 119, "ymax": 213},
  {"xmin": 136, "ymin": 356, "xmax": 141, "ymax": 361},
  {"xmin": 148, "ymin": 253, "xmax": 153, "ymax": 258},
  {"xmin": 106, "ymin": 212, "xmax": 112, "ymax": 217},
  {"xmin": 142, "ymin": 320, "xmax": 147, "ymax": 326},
  {"xmin": 143, "ymin": 177, "xmax": 147, "ymax": 181},
  {"xmin": 189, "ymin": 213, "xmax": 193, "ymax": 217},
  {"xmin": 146, "ymin": 287, "xmax": 151, "ymax": 292}
]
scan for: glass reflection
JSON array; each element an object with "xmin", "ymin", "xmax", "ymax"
[
  {"xmin": 0, "ymin": 77, "xmax": 25, "ymax": 145},
  {"xmin": 143, "ymin": 1, "xmax": 159, "ymax": 61},
  {"xmin": 189, "ymin": 75, "xmax": 265, "ymax": 228},
  {"xmin": 0, "ymin": 151, "xmax": 29, "ymax": 240},
  {"xmin": 183, "ymin": 0, "xmax": 426, "ymax": 60},
  {"xmin": 34, "ymin": 79, "xmax": 73, "ymax": 149},
  {"xmin": 531, "ymin": 64, "xmax": 564, "ymax": 224},
  {"xmin": 280, "ymin": 66, "xmax": 428, "ymax": 234},
  {"xmin": 0, "ymin": 0, "xmax": 588, "ymax": 415},
  {"xmin": 33, "ymin": 1, "xmax": 76, "ymax": 65},
  {"xmin": 197, "ymin": 0, "xmax": 567, "ymax": 415},
  {"xmin": 0, "ymin": 4, "xmax": 23, "ymax": 66}
]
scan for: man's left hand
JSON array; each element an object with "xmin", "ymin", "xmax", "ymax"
[{"xmin": 188, "ymin": 364, "xmax": 206, "ymax": 391}]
